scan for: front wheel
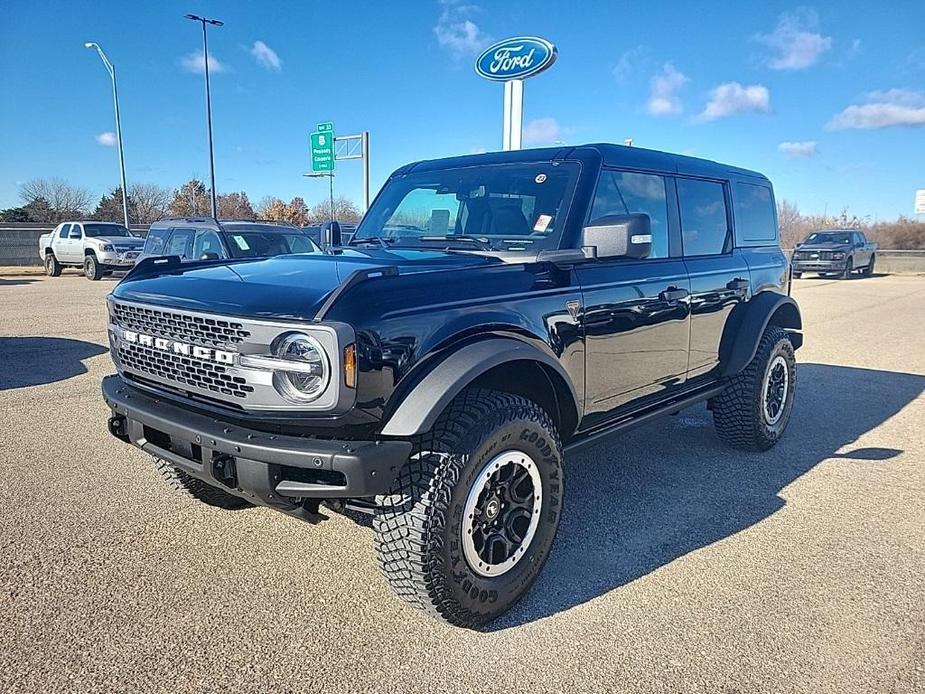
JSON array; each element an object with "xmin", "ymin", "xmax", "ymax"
[
  {"xmin": 840, "ymin": 257, "xmax": 854, "ymax": 280},
  {"xmin": 374, "ymin": 388, "xmax": 563, "ymax": 627},
  {"xmin": 44, "ymin": 253, "xmax": 62, "ymax": 277},
  {"xmin": 710, "ymin": 326, "xmax": 796, "ymax": 451},
  {"xmin": 84, "ymin": 254, "xmax": 103, "ymax": 280}
]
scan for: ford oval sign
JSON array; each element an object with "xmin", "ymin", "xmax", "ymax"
[{"xmin": 475, "ymin": 36, "xmax": 557, "ymax": 82}]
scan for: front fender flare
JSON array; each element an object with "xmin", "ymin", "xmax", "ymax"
[
  {"xmin": 379, "ymin": 338, "xmax": 580, "ymax": 438},
  {"xmin": 720, "ymin": 292, "xmax": 802, "ymax": 377}
]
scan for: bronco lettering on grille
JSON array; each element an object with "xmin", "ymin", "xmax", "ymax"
[{"xmin": 123, "ymin": 330, "xmax": 235, "ymax": 365}]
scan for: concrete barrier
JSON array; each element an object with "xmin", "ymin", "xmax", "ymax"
[{"xmin": 0, "ymin": 223, "xmax": 149, "ymax": 266}]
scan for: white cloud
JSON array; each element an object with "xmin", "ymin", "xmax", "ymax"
[
  {"xmin": 700, "ymin": 82, "xmax": 770, "ymax": 121},
  {"xmin": 250, "ymin": 40, "xmax": 281, "ymax": 71},
  {"xmin": 827, "ymin": 89, "xmax": 925, "ymax": 129},
  {"xmin": 757, "ymin": 8, "xmax": 832, "ymax": 70},
  {"xmin": 646, "ymin": 63, "xmax": 687, "ymax": 116},
  {"xmin": 613, "ymin": 46, "xmax": 646, "ymax": 84},
  {"xmin": 523, "ymin": 118, "xmax": 563, "ymax": 145},
  {"xmin": 434, "ymin": 0, "xmax": 491, "ymax": 59},
  {"xmin": 95, "ymin": 132, "xmax": 116, "ymax": 147},
  {"xmin": 180, "ymin": 50, "xmax": 227, "ymax": 74},
  {"xmin": 778, "ymin": 141, "xmax": 817, "ymax": 158}
]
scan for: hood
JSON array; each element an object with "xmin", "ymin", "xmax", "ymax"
[
  {"xmin": 91, "ymin": 236, "xmax": 145, "ymax": 247},
  {"xmin": 796, "ymin": 241, "xmax": 851, "ymax": 251},
  {"xmin": 111, "ymin": 248, "xmax": 498, "ymax": 320}
]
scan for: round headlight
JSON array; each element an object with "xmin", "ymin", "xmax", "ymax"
[{"xmin": 271, "ymin": 332, "xmax": 330, "ymax": 402}]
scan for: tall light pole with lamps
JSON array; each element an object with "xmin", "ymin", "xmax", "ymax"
[
  {"xmin": 84, "ymin": 42, "xmax": 130, "ymax": 229},
  {"xmin": 184, "ymin": 14, "xmax": 223, "ymax": 219}
]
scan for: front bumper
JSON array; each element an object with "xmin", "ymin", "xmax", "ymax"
[
  {"xmin": 792, "ymin": 259, "xmax": 847, "ymax": 272},
  {"xmin": 102, "ymin": 375, "xmax": 411, "ymax": 504},
  {"xmin": 99, "ymin": 251, "xmax": 141, "ymax": 267}
]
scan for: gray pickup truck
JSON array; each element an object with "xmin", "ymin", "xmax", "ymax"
[
  {"xmin": 39, "ymin": 221, "xmax": 145, "ymax": 280},
  {"xmin": 791, "ymin": 229, "xmax": 877, "ymax": 279}
]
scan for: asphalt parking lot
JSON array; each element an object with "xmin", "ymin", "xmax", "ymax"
[{"xmin": 1, "ymin": 273, "xmax": 923, "ymax": 693}]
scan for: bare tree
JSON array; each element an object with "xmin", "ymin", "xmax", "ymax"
[
  {"xmin": 19, "ymin": 178, "xmax": 92, "ymax": 222},
  {"xmin": 129, "ymin": 183, "xmax": 171, "ymax": 224},
  {"xmin": 307, "ymin": 196, "xmax": 361, "ymax": 225}
]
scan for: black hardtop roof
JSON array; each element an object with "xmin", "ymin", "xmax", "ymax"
[
  {"xmin": 396, "ymin": 143, "xmax": 769, "ymax": 183},
  {"xmin": 149, "ymin": 218, "xmax": 302, "ymax": 230}
]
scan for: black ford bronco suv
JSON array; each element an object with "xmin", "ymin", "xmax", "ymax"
[{"xmin": 102, "ymin": 144, "xmax": 802, "ymax": 627}]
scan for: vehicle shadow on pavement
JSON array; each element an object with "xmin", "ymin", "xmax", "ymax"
[
  {"xmin": 491, "ymin": 363, "xmax": 925, "ymax": 630},
  {"xmin": 0, "ymin": 278, "xmax": 41, "ymax": 287},
  {"xmin": 0, "ymin": 337, "xmax": 108, "ymax": 390}
]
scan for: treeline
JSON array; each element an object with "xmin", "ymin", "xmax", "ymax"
[
  {"xmin": 0, "ymin": 177, "xmax": 362, "ymax": 227},
  {"xmin": 778, "ymin": 199, "xmax": 925, "ymax": 250}
]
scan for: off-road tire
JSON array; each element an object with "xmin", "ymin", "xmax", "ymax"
[
  {"xmin": 45, "ymin": 253, "xmax": 62, "ymax": 277},
  {"xmin": 862, "ymin": 255, "xmax": 876, "ymax": 277},
  {"xmin": 374, "ymin": 388, "xmax": 564, "ymax": 628},
  {"xmin": 84, "ymin": 254, "xmax": 103, "ymax": 281},
  {"xmin": 155, "ymin": 458, "xmax": 253, "ymax": 510},
  {"xmin": 710, "ymin": 326, "xmax": 796, "ymax": 451},
  {"xmin": 840, "ymin": 257, "xmax": 854, "ymax": 280}
]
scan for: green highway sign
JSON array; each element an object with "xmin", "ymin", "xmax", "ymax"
[
  {"xmin": 310, "ymin": 130, "xmax": 335, "ymax": 172},
  {"xmin": 317, "ymin": 121, "xmax": 334, "ymax": 133}
]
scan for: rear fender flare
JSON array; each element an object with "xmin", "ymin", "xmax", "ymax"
[
  {"xmin": 379, "ymin": 337, "xmax": 580, "ymax": 438},
  {"xmin": 720, "ymin": 293, "xmax": 802, "ymax": 377}
]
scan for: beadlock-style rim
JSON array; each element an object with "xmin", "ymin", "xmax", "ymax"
[
  {"xmin": 762, "ymin": 354, "xmax": 789, "ymax": 425},
  {"xmin": 461, "ymin": 450, "xmax": 543, "ymax": 578}
]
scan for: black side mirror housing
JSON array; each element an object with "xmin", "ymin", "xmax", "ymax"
[
  {"xmin": 581, "ymin": 213, "xmax": 652, "ymax": 260},
  {"xmin": 322, "ymin": 221, "xmax": 342, "ymax": 248},
  {"xmin": 199, "ymin": 252, "xmax": 220, "ymax": 261}
]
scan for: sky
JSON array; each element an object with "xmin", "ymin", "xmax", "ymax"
[{"xmin": 1, "ymin": 0, "xmax": 924, "ymax": 220}]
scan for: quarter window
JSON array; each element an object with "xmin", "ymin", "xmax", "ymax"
[
  {"xmin": 677, "ymin": 178, "xmax": 729, "ymax": 256},
  {"xmin": 734, "ymin": 183, "xmax": 776, "ymax": 242},
  {"xmin": 589, "ymin": 170, "xmax": 669, "ymax": 259}
]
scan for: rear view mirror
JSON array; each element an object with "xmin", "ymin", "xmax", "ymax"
[{"xmin": 581, "ymin": 214, "xmax": 651, "ymax": 260}]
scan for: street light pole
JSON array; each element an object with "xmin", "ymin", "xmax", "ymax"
[
  {"xmin": 184, "ymin": 14, "xmax": 223, "ymax": 219},
  {"xmin": 85, "ymin": 42, "xmax": 130, "ymax": 229}
]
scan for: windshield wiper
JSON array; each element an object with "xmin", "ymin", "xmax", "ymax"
[
  {"xmin": 418, "ymin": 235, "xmax": 494, "ymax": 251},
  {"xmin": 348, "ymin": 236, "xmax": 397, "ymax": 248}
]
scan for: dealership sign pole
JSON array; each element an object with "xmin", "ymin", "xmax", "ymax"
[{"xmin": 475, "ymin": 37, "xmax": 557, "ymax": 151}]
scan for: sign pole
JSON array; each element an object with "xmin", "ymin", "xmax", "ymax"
[
  {"xmin": 362, "ymin": 131, "xmax": 371, "ymax": 211},
  {"xmin": 509, "ymin": 79, "xmax": 523, "ymax": 150},
  {"xmin": 502, "ymin": 81, "xmax": 512, "ymax": 150}
]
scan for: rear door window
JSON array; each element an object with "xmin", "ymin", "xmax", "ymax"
[
  {"xmin": 677, "ymin": 178, "xmax": 730, "ymax": 256},
  {"xmin": 143, "ymin": 228, "xmax": 171, "ymax": 256}
]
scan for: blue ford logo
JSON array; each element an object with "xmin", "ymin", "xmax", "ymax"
[{"xmin": 475, "ymin": 36, "xmax": 557, "ymax": 82}]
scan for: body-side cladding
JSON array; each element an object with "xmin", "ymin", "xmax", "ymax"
[
  {"xmin": 719, "ymin": 291, "xmax": 802, "ymax": 377},
  {"xmin": 379, "ymin": 337, "xmax": 581, "ymax": 437}
]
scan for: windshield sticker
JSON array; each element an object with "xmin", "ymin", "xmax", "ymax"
[
  {"xmin": 232, "ymin": 235, "xmax": 250, "ymax": 250},
  {"xmin": 533, "ymin": 214, "xmax": 553, "ymax": 232},
  {"xmin": 535, "ymin": 173, "xmax": 547, "ymax": 184}
]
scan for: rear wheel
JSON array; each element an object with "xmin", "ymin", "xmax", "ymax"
[
  {"xmin": 44, "ymin": 253, "xmax": 62, "ymax": 277},
  {"xmin": 84, "ymin": 254, "xmax": 103, "ymax": 280},
  {"xmin": 840, "ymin": 257, "xmax": 854, "ymax": 280},
  {"xmin": 711, "ymin": 326, "xmax": 796, "ymax": 451},
  {"xmin": 374, "ymin": 388, "xmax": 563, "ymax": 627},
  {"xmin": 155, "ymin": 458, "xmax": 253, "ymax": 510},
  {"xmin": 862, "ymin": 254, "xmax": 876, "ymax": 277}
]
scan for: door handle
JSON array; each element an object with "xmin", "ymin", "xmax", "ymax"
[
  {"xmin": 659, "ymin": 287, "xmax": 689, "ymax": 302},
  {"xmin": 726, "ymin": 278, "xmax": 749, "ymax": 291}
]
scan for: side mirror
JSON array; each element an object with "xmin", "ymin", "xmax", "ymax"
[
  {"xmin": 322, "ymin": 221, "xmax": 342, "ymax": 248},
  {"xmin": 199, "ymin": 252, "xmax": 220, "ymax": 261},
  {"xmin": 581, "ymin": 214, "xmax": 651, "ymax": 260},
  {"xmin": 69, "ymin": 230, "xmax": 81, "ymax": 239}
]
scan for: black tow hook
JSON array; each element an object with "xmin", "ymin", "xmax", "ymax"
[{"xmin": 108, "ymin": 415, "xmax": 129, "ymax": 442}]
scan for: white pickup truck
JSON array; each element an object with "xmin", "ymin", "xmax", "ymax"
[{"xmin": 39, "ymin": 221, "xmax": 145, "ymax": 280}]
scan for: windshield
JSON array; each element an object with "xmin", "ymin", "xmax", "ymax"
[
  {"xmin": 804, "ymin": 231, "xmax": 852, "ymax": 245},
  {"xmin": 354, "ymin": 162, "xmax": 579, "ymax": 251},
  {"xmin": 84, "ymin": 224, "xmax": 132, "ymax": 238},
  {"xmin": 222, "ymin": 225, "xmax": 321, "ymax": 258}
]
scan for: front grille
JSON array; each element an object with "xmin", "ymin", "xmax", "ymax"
[
  {"xmin": 112, "ymin": 301, "xmax": 251, "ymax": 348},
  {"xmin": 794, "ymin": 250, "xmax": 839, "ymax": 260},
  {"xmin": 118, "ymin": 342, "xmax": 254, "ymax": 399}
]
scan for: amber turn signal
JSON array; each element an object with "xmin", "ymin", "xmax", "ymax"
[{"xmin": 343, "ymin": 343, "xmax": 357, "ymax": 388}]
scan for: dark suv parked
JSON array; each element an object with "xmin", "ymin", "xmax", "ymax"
[
  {"xmin": 140, "ymin": 219, "xmax": 321, "ymax": 262},
  {"xmin": 102, "ymin": 144, "xmax": 802, "ymax": 627}
]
